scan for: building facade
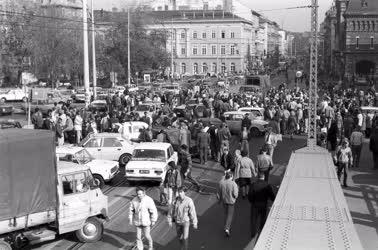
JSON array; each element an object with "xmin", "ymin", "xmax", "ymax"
[
  {"xmin": 145, "ymin": 10, "xmax": 256, "ymax": 76},
  {"xmin": 344, "ymin": 0, "xmax": 378, "ymax": 80},
  {"xmin": 321, "ymin": 4, "xmax": 337, "ymax": 77}
]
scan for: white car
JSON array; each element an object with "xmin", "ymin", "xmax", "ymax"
[
  {"xmin": 79, "ymin": 133, "xmax": 135, "ymax": 166},
  {"xmin": 125, "ymin": 142, "xmax": 178, "ymax": 184},
  {"xmin": 118, "ymin": 121, "xmax": 149, "ymax": 141},
  {"xmin": 56, "ymin": 146, "xmax": 119, "ymax": 188},
  {"xmin": 224, "ymin": 111, "xmax": 268, "ymax": 136},
  {"xmin": 0, "ymin": 89, "xmax": 28, "ymax": 103},
  {"xmin": 134, "ymin": 102, "xmax": 161, "ymax": 118},
  {"xmin": 237, "ymin": 107, "xmax": 265, "ymax": 121}
]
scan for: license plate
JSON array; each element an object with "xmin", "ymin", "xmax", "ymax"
[{"xmin": 139, "ymin": 170, "xmax": 150, "ymax": 174}]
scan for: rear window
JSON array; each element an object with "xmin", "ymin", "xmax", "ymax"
[{"xmin": 133, "ymin": 149, "xmax": 166, "ymax": 161}]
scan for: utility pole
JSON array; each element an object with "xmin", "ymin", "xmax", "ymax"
[
  {"xmin": 127, "ymin": 7, "xmax": 131, "ymax": 87},
  {"xmin": 170, "ymin": 17, "xmax": 174, "ymax": 81},
  {"xmin": 82, "ymin": 0, "xmax": 90, "ymax": 107},
  {"xmin": 307, "ymin": 0, "xmax": 318, "ymax": 148},
  {"xmin": 91, "ymin": 0, "xmax": 97, "ymax": 99}
]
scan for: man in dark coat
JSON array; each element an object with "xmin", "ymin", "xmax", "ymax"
[
  {"xmin": 208, "ymin": 122, "xmax": 220, "ymax": 161},
  {"xmin": 248, "ymin": 171, "xmax": 276, "ymax": 239},
  {"xmin": 196, "ymin": 126, "xmax": 210, "ymax": 165},
  {"xmin": 369, "ymin": 127, "xmax": 378, "ymax": 169},
  {"xmin": 220, "ymin": 147, "xmax": 235, "ymax": 172}
]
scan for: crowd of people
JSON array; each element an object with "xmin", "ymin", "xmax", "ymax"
[{"xmin": 28, "ymin": 77, "xmax": 378, "ymax": 249}]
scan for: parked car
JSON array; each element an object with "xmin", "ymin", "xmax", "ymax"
[
  {"xmin": 89, "ymin": 100, "xmax": 108, "ymax": 113},
  {"xmin": 72, "ymin": 89, "xmax": 87, "ymax": 103},
  {"xmin": 119, "ymin": 121, "xmax": 149, "ymax": 141},
  {"xmin": 135, "ymin": 102, "xmax": 161, "ymax": 118},
  {"xmin": 79, "ymin": 133, "xmax": 135, "ymax": 166},
  {"xmin": 223, "ymin": 111, "xmax": 268, "ymax": 136},
  {"xmin": 56, "ymin": 146, "xmax": 119, "ymax": 188},
  {"xmin": 125, "ymin": 142, "xmax": 178, "ymax": 184},
  {"xmin": 0, "ymin": 89, "xmax": 28, "ymax": 103},
  {"xmin": 0, "ymin": 104, "xmax": 13, "ymax": 116},
  {"xmin": 0, "ymin": 119, "xmax": 22, "ymax": 129},
  {"xmin": 237, "ymin": 107, "xmax": 265, "ymax": 120}
]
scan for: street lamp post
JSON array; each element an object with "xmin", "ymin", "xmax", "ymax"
[
  {"xmin": 91, "ymin": 0, "xmax": 97, "ymax": 100},
  {"xmin": 82, "ymin": 0, "xmax": 90, "ymax": 107}
]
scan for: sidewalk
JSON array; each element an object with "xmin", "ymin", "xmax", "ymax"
[{"xmin": 343, "ymin": 142, "xmax": 378, "ymax": 250}]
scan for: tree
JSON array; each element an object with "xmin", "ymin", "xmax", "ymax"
[
  {"xmin": 96, "ymin": 10, "xmax": 170, "ymax": 83},
  {"xmin": 245, "ymin": 46, "xmax": 254, "ymax": 74}
]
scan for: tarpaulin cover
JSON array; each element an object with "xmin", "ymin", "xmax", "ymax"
[{"xmin": 0, "ymin": 129, "xmax": 57, "ymax": 221}]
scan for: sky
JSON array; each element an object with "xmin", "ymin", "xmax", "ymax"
[{"xmin": 93, "ymin": 0, "xmax": 333, "ymax": 32}]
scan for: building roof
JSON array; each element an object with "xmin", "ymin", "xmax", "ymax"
[
  {"xmin": 345, "ymin": 0, "xmax": 378, "ymax": 15},
  {"xmin": 94, "ymin": 9, "xmax": 251, "ymax": 25}
]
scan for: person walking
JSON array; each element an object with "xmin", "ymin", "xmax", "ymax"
[
  {"xmin": 178, "ymin": 145, "xmax": 201, "ymax": 192},
  {"xmin": 56, "ymin": 117, "xmax": 64, "ymax": 146},
  {"xmin": 220, "ymin": 146, "xmax": 235, "ymax": 172},
  {"xmin": 167, "ymin": 186, "xmax": 198, "ymax": 250},
  {"xmin": 350, "ymin": 127, "xmax": 364, "ymax": 168},
  {"xmin": 237, "ymin": 150, "xmax": 257, "ymax": 199},
  {"xmin": 334, "ymin": 138, "xmax": 353, "ymax": 187},
  {"xmin": 208, "ymin": 122, "xmax": 220, "ymax": 161},
  {"xmin": 74, "ymin": 111, "xmax": 83, "ymax": 145},
  {"xmin": 369, "ymin": 127, "xmax": 378, "ymax": 170},
  {"xmin": 128, "ymin": 187, "xmax": 158, "ymax": 250},
  {"xmin": 217, "ymin": 171, "xmax": 238, "ymax": 237},
  {"xmin": 256, "ymin": 145, "xmax": 273, "ymax": 182},
  {"xmin": 248, "ymin": 171, "xmax": 276, "ymax": 239},
  {"xmin": 196, "ymin": 126, "xmax": 210, "ymax": 165},
  {"xmin": 163, "ymin": 162, "xmax": 182, "ymax": 207},
  {"xmin": 218, "ymin": 123, "xmax": 232, "ymax": 156}
]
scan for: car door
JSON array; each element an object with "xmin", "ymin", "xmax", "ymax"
[
  {"xmin": 101, "ymin": 137, "xmax": 123, "ymax": 161},
  {"xmin": 225, "ymin": 114, "xmax": 238, "ymax": 134},
  {"xmin": 59, "ymin": 172, "xmax": 90, "ymax": 234},
  {"xmin": 83, "ymin": 137, "xmax": 103, "ymax": 159}
]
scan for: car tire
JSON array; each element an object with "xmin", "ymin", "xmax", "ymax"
[
  {"xmin": 0, "ymin": 240, "xmax": 12, "ymax": 250},
  {"xmin": 0, "ymin": 98, "xmax": 6, "ymax": 103},
  {"xmin": 119, "ymin": 153, "xmax": 132, "ymax": 167},
  {"xmin": 93, "ymin": 174, "xmax": 105, "ymax": 189},
  {"xmin": 22, "ymin": 97, "xmax": 28, "ymax": 102},
  {"xmin": 75, "ymin": 217, "xmax": 103, "ymax": 243},
  {"xmin": 250, "ymin": 127, "xmax": 261, "ymax": 137}
]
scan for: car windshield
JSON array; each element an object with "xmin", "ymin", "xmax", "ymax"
[
  {"xmin": 58, "ymin": 149, "xmax": 93, "ymax": 165},
  {"xmin": 133, "ymin": 149, "xmax": 166, "ymax": 162},
  {"xmin": 136, "ymin": 105, "xmax": 151, "ymax": 111}
]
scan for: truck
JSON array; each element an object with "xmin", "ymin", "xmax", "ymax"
[
  {"xmin": 244, "ymin": 75, "xmax": 271, "ymax": 92},
  {"xmin": 0, "ymin": 129, "xmax": 108, "ymax": 249}
]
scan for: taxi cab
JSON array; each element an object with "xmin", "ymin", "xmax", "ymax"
[{"xmin": 125, "ymin": 142, "xmax": 178, "ymax": 184}]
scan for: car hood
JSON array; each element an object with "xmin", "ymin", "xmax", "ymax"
[
  {"xmin": 252, "ymin": 119, "xmax": 268, "ymax": 126},
  {"xmin": 126, "ymin": 160, "xmax": 166, "ymax": 170},
  {"xmin": 87, "ymin": 159, "xmax": 118, "ymax": 170}
]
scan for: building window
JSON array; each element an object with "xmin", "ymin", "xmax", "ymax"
[
  {"xmin": 212, "ymin": 31, "xmax": 216, "ymax": 38},
  {"xmin": 181, "ymin": 32, "xmax": 186, "ymax": 39},
  {"xmin": 357, "ymin": 21, "xmax": 361, "ymax": 31},
  {"xmin": 181, "ymin": 63, "xmax": 186, "ymax": 74},
  {"xmin": 356, "ymin": 37, "xmax": 359, "ymax": 49},
  {"xmin": 194, "ymin": 63, "xmax": 198, "ymax": 74},
  {"xmin": 373, "ymin": 21, "xmax": 375, "ymax": 31},
  {"xmin": 193, "ymin": 32, "xmax": 197, "ymax": 39},
  {"xmin": 202, "ymin": 63, "xmax": 208, "ymax": 73},
  {"xmin": 231, "ymin": 32, "xmax": 235, "ymax": 38},
  {"xmin": 212, "ymin": 45, "xmax": 216, "ymax": 55},
  {"xmin": 181, "ymin": 47, "xmax": 186, "ymax": 55},
  {"xmin": 193, "ymin": 47, "xmax": 198, "ymax": 55},
  {"xmin": 202, "ymin": 45, "xmax": 207, "ymax": 55},
  {"xmin": 221, "ymin": 63, "xmax": 226, "ymax": 73},
  {"xmin": 212, "ymin": 63, "xmax": 217, "ymax": 73},
  {"xmin": 352, "ymin": 21, "xmax": 355, "ymax": 31},
  {"xmin": 221, "ymin": 31, "xmax": 225, "ymax": 38},
  {"xmin": 202, "ymin": 32, "xmax": 206, "ymax": 39},
  {"xmin": 371, "ymin": 37, "xmax": 374, "ymax": 49},
  {"xmin": 362, "ymin": 21, "xmax": 365, "ymax": 31},
  {"xmin": 230, "ymin": 63, "xmax": 235, "ymax": 72},
  {"xmin": 221, "ymin": 45, "xmax": 226, "ymax": 55},
  {"xmin": 230, "ymin": 45, "xmax": 235, "ymax": 55}
]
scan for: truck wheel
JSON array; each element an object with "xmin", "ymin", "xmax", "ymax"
[
  {"xmin": 93, "ymin": 174, "xmax": 105, "ymax": 189},
  {"xmin": 250, "ymin": 127, "xmax": 261, "ymax": 137},
  {"xmin": 75, "ymin": 217, "xmax": 103, "ymax": 243},
  {"xmin": 0, "ymin": 240, "xmax": 11, "ymax": 250},
  {"xmin": 119, "ymin": 153, "xmax": 131, "ymax": 166}
]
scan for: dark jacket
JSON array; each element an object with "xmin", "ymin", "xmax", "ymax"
[
  {"xmin": 370, "ymin": 129, "xmax": 378, "ymax": 153},
  {"xmin": 241, "ymin": 117, "xmax": 251, "ymax": 129},
  {"xmin": 164, "ymin": 168, "xmax": 182, "ymax": 188},
  {"xmin": 220, "ymin": 152, "xmax": 235, "ymax": 171},
  {"xmin": 248, "ymin": 179, "xmax": 276, "ymax": 208},
  {"xmin": 179, "ymin": 150, "xmax": 192, "ymax": 174}
]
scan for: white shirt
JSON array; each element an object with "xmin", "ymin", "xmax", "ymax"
[{"xmin": 357, "ymin": 113, "xmax": 363, "ymax": 127}]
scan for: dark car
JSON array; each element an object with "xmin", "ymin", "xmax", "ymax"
[
  {"xmin": 89, "ymin": 100, "xmax": 108, "ymax": 113},
  {"xmin": 0, "ymin": 120, "xmax": 22, "ymax": 129},
  {"xmin": 0, "ymin": 104, "xmax": 13, "ymax": 116}
]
